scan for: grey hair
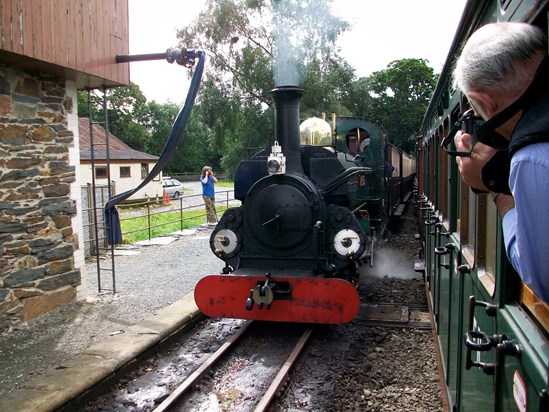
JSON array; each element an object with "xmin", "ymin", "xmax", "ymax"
[{"xmin": 453, "ymin": 23, "xmax": 547, "ymax": 94}]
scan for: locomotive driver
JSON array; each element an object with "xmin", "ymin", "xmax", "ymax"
[{"xmin": 452, "ymin": 22, "xmax": 549, "ymax": 302}]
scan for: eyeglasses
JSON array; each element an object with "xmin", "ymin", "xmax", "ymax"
[{"xmin": 440, "ymin": 109, "xmax": 483, "ymax": 157}]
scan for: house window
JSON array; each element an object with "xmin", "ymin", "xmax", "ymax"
[
  {"xmin": 120, "ymin": 166, "xmax": 131, "ymax": 178},
  {"xmin": 141, "ymin": 163, "xmax": 148, "ymax": 179},
  {"xmin": 95, "ymin": 167, "xmax": 107, "ymax": 179}
]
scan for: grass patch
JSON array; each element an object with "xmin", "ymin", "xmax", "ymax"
[
  {"xmin": 119, "ymin": 206, "xmax": 229, "ymax": 244},
  {"xmin": 216, "ymin": 181, "xmax": 233, "ymax": 188}
]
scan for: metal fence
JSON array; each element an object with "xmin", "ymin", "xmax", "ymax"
[
  {"xmin": 168, "ymin": 172, "xmax": 227, "ymax": 182},
  {"xmin": 81, "ymin": 189, "xmax": 238, "ymax": 256}
]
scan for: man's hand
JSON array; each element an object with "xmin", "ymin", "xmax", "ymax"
[{"xmin": 454, "ymin": 131, "xmax": 497, "ymax": 191}]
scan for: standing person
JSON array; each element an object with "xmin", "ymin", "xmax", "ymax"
[
  {"xmin": 452, "ymin": 22, "xmax": 549, "ymax": 302},
  {"xmin": 201, "ymin": 166, "xmax": 218, "ymax": 226}
]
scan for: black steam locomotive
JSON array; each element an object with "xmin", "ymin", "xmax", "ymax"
[{"xmin": 194, "ymin": 86, "xmax": 414, "ymax": 323}]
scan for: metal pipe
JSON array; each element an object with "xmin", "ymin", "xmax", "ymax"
[
  {"xmin": 115, "ymin": 52, "xmax": 168, "ymax": 63},
  {"xmin": 116, "ymin": 48, "xmax": 198, "ymax": 67},
  {"xmin": 269, "ymin": 86, "xmax": 305, "ymax": 174}
]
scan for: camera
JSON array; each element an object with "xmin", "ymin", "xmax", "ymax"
[
  {"xmin": 462, "ymin": 110, "xmax": 477, "ymax": 135},
  {"xmin": 441, "ymin": 108, "xmax": 509, "ymax": 162}
]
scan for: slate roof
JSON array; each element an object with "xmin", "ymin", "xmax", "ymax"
[{"xmin": 78, "ymin": 117, "xmax": 158, "ymax": 161}]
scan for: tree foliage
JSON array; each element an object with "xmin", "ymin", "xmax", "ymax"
[
  {"xmin": 77, "ymin": 2, "xmax": 437, "ymax": 178},
  {"xmin": 354, "ymin": 58, "xmax": 437, "ymax": 152},
  {"xmin": 77, "ymin": 83, "xmax": 150, "ymax": 152},
  {"xmin": 176, "ymin": 0, "xmax": 353, "ymax": 174},
  {"xmin": 178, "ymin": 0, "xmax": 348, "ymax": 99},
  {"xmin": 77, "ymin": 83, "xmax": 210, "ymax": 174}
]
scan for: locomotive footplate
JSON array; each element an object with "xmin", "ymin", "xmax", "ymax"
[{"xmin": 194, "ymin": 275, "xmax": 360, "ymax": 324}]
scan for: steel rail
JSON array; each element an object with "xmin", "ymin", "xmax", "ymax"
[
  {"xmin": 254, "ymin": 327, "xmax": 314, "ymax": 412},
  {"xmin": 152, "ymin": 320, "xmax": 253, "ymax": 412},
  {"xmin": 153, "ymin": 322, "xmax": 313, "ymax": 412}
]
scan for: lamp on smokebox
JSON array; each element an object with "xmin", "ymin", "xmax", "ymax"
[{"xmin": 267, "ymin": 141, "xmax": 286, "ymax": 174}]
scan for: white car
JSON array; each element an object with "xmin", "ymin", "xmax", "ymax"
[{"xmin": 161, "ymin": 178, "xmax": 184, "ymax": 199}]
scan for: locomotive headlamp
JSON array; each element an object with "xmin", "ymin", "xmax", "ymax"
[
  {"xmin": 267, "ymin": 141, "xmax": 286, "ymax": 175},
  {"xmin": 333, "ymin": 229, "xmax": 361, "ymax": 257},
  {"xmin": 213, "ymin": 229, "xmax": 239, "ymax": 257}
]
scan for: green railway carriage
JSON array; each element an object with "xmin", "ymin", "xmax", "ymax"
[{"xmin": 417, "ymin": 0, "xmax": 549, "ymax": 410}]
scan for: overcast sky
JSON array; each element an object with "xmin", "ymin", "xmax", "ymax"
[{"xmin": 127, "ymin": 0, "xmax": 467, "ymax": 104}]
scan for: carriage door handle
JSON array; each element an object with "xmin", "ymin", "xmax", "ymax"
[
  {"xmin": 434, "ymin": 243, "xmax": 454, "ymax": 269},
  {"xmin": 464, "ymin": 295, "xmax": 498, "ymax": 375}
]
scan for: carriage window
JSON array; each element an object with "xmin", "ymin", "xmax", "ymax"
[
  {"xmin": 475, "ymin": 194, "xmax": 497, "ymax": 296},
  {"xmin": 439, "ymin": 122, "xmax": 449, "ymax": 222},
  {"xmin": 428, "ymin": 135, "xmax": 436, "ymax": 200},
  {"xmin": 457, "ymin": 101, "xmax": 475, "ymax": 266},
  {"xmin": 463, "ymin": 187, "xmax": 476, "ymax": 262},
  {"xmin": 448, "ymin": 108, "xmax": 460, "ymax": 233},
  {"xmin": 484, "ymin": 199, "xmax": 498, "ymax": 278}
]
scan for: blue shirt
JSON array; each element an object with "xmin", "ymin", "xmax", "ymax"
[
  {"xmin": 502, "ymin": 142, "xmax": 549, "ymax": 302},
  {"xmin": 201, "ymin": 175, "xmax": 215, "ymax": 197}
]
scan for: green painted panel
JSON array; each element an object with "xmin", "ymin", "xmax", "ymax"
[{"xmin": 496, "ymin": 307, "xmax": 549, "ymax": 411}]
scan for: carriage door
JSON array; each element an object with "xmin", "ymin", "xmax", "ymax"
[{"xmin": 457, "ymin": 193, "xmax": 497, "ymax": 410}]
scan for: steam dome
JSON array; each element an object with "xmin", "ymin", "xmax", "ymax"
[{"xmin": 300, "ymin": 117, "xmax": 331, "ymax": 146}]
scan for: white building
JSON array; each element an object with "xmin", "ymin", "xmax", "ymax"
[{"xmin": 78, "ymin": 118, "xmax": 163, "ymax": 200}]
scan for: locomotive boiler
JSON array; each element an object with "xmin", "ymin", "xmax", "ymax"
[{"xmin": 194, "ymin": 86, "xmax": 401, "ymax": 324}]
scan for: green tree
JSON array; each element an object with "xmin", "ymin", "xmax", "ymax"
[
  {"xmin": 177, "ymin": 0, "xmax": 352, "ymax": 174},
  {"xmin": 160, "ymin": 110, "xmax": 211, "ymax": 175},
  {"xmin": 78, "ymin": 83, "xmax": 209, "ymax": 174},
  {"xmin": 345, "ymin": 76, "xmax": 374, "ymax": 118},
  {"xmin": 77, "ymin": 82, "xmax": 150, "ymax": 152},
  {"xmin": 361, "ymin": 58, "xmax": 437, "ymax": 153},
  {"xmin": 141, "ymin": 101, "xmax": 180, "ymax": 155},
  {"xmin": 301, "ymin": 58, "xmax": 356, "ymax": 118}
]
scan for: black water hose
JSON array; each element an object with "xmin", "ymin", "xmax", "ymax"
[{"xmin": 104, "ymin": 51, "xmax": 206, "ymax": 244}]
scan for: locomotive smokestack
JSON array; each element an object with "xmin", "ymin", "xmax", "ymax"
[{"xmin": 269, "ymin": 86, "xmax": 305, "ymax": 174}]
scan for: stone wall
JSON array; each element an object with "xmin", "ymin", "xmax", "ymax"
[{"xmin": 0, "ymin": 65, "xmax": 81, "ymax": 330}]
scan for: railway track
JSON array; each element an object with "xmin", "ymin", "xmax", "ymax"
[
  {"xmin": 78, "ymin": 318, "xmax": 314, "ymax": 411},
  {"xmin": 76, "ymin": 299, "xmax": 432, "ymax": 412},
  {"xmin": 357, "ymin": 302, "xmax": 432, "ymax": 329},
  {"xmin": 152, "ymin": 321, "xmax": 314, "ymax": 412}
]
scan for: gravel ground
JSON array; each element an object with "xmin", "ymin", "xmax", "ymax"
[
  {"xmin": 0, "ymin": 195, "xmax": 444, "ymax": 412},
  {"xmin": 274, "ymin": 201, "xmax": 444, "ymax": 411},
  {"xmin": 0, "ymin": 227, "xmax": 223, "ymax": 396}
]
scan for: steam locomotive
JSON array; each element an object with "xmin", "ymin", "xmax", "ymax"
[{"xmin": 194, "ymin": 86, "xmax": 414, "ymax": 324}]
